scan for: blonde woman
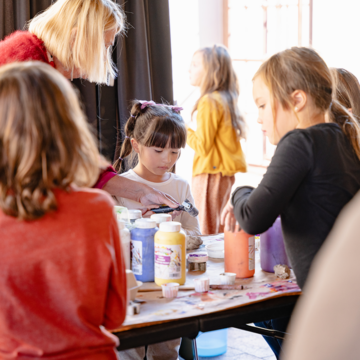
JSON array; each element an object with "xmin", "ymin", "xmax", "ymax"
[
  {"xmin": 0, "ymin": 0, "xmax": 179, "ymax": 210},
  {"xmin": 0, "ymin": 62, "xmax": 127, "ymax": 359},
  {"xmin": 188, "ymin": 45, "xmax": 247, "ymax": 235}
]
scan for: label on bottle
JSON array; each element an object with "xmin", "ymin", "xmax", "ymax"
[
  {"xmin": 249, "ymin": 236, "xmax": 255, "ymax": 271},
  {"xmin": 131, "ymin": 240, "xmax": 142, "ymax": 275},
  {"xmin": 155, "ymin": 244, "xmax": 182, "ymax": 280}
]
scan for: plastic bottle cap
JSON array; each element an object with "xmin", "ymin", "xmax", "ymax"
[
  {"xmin": 150, "ymin": 214, "xmax": 172, "ymax": 224},
  {"xmin": 134, "ymin": 218, "xmax": 157, "ymax": 229},
  {"xmin": 117, "ymin": 220, "xmax": 126, "ymax": 230},
  {"xmin": 159, "ymin": 221, "xmax": 181, "ymax": 233},
  {"xmin": 128, "ymin": 209, "xmax": 142, "ymax": 220}
]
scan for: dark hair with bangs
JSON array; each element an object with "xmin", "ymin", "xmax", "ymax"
[{"xmin": 113, "ymin": 100, "xmax": 187, "ymax": 173}]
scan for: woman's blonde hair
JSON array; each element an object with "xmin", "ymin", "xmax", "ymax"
[
  {"xmin": 330, "ymin": 68, "xmax": 360, "ymax": 122},
  {"xmin": 254, "ymin": 47, "xmax": 360, "ymax": 160},
  {"xmin": 0, "ymin": 62, "xmax": 100, "ymax": 220},
  {"xmin": 192, "ymin": 45, "xmax": 246, "ymax": 139},
  {"xmin": 28, "ymin": 0, "xmax": 125, "ymax": 84}
]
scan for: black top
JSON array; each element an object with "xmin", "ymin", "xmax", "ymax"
[{"xmin": 231, "ymin": 123, "xmax": 360, "ymax": 288}]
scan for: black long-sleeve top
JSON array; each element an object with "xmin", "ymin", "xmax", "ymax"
[{"xmin": 231, "ymin": 123, "xmax": 360, "ymax": 288}]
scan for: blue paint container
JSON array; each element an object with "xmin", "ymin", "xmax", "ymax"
[{"xmin": 130, "ymin": 218, "xmax": 158, "ymax": 282}]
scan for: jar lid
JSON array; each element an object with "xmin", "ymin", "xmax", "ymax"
[
  {"xmin": 150, "ymin": 214, "xmax": 172, "ymax": 224},
  {"xmin": 159, "ymin": 221, "xmax": 181, "ymax": 232},
  {"xmin": 114, "ymin": 206, "xmax": 128, "ymax": 221},
  {"xmin": 117, "ymin": 220, "xmax": 126, "ymax": 230},
  {"xmin": 128, "ymin": 209, "xmax": 142, "ymax": 220},
  {"xmin": 135, "ymin": 218, "xmax": 157, "ymax": 229},
  {"xmin": 187, "ymin": 253, "xmax": 208, "ymax": 263}
]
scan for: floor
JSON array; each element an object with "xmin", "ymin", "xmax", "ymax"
[{"xmin": 180, "ymin": 327, "xmax": 276, "ymax": 360}]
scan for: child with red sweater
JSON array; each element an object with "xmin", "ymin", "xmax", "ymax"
[{"xmin": 0, "ymin": 62, "xmax": 127, "ymax": 359}]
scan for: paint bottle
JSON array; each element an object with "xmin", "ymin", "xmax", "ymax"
[
  {"xmin": 260, "ymin": 217, "xmax": 291, "ymax": 273},
  {"xmin": 154, "ymin": 221, "xmax": 186, "ymax": 286},
  {"xmin": 130, "ymin": 218, "xmax": 158, "ymax": 282},
  {"xmin": 224, "ymin": 229, "xmax": 255, "ymax": 278},
  {"xmin": 150, "ymin": 213, "xmax": 172, "ymax": 227},
  {"xmin": 117, "ymin": 220, "xmax": 131, "ymax": 270}
]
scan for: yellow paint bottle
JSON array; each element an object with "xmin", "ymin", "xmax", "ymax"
[{"xmin": 154, "ymin": 221, "xmax": 186, "ymax": 286}]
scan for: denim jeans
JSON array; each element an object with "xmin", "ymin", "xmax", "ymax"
[{"xmin": 254, "ymin": 316, "xmax": 291, "ymax": 359}]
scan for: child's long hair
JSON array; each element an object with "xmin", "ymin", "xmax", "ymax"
[
  {"xmin": 254, "ymin": 47, "xmax": 360, "ymax": 160},
  {"xmin": 113, "ymin": 101, "xmax": 187, "ymax": 172},
  {"xmin": 28, "ymin": 0, "xmax": 125, "ymax": 84},
  {"xmin": 0, "ymin": 62, "xmax": 100, "ymax": 220},
  {"xmin": 330, "ymin": 68, "xmax": 360, "ymax": 121},
  {"xmin": 192, "ymin": 45, "xmax": 246, "ymax": 139}
]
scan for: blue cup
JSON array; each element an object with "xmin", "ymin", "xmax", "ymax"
[{"xmin": 197, "ymin": 328, "xmax": 228, "ymax": 357}]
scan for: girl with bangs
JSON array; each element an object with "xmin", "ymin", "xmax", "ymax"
[
  {"xmin": 114, "ymin": 100, "xmax": 201, "ymax": 360},
  {"xmin": 0, "ymin": 62, "xmax": 126, "ymax": 359},
  {"xmin": 188, "ymin": 45, "xmax": 247, "ymax": 235},
  {"xmin": 221, "ymin": 47, "xmax": 360, "ymax": 358}
]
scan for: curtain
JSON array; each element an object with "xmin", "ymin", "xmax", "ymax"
[{"xmin": 0, "ymin": 0, "xmax": 174, "ymax": 163}]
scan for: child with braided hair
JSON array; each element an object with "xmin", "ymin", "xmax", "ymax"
[{"xmin": 114, "ymin": 100, "xmax": 201, "ymax": 360}]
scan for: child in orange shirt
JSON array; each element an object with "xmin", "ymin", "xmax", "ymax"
[
  {"xmin": 0, "ymin": 62, "xmax": 127, "ymax": 359},
  {"xmin": 188, "ymin": 45, "xmax": 247, "ymax": 235}
]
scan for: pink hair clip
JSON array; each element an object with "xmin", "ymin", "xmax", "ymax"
[
  {"xmin": 139, "ymin": 100, "xmax": 156, "ymax": 109},
  {"xmin": 171, "ymin": 106, "xmax": 183, "ymax": 113}
]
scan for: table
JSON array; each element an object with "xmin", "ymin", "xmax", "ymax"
[{"xmin": 113, "ymin": 235, "xmax": 300, "ymax": 351}]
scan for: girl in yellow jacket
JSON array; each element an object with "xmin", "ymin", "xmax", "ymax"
[{"xmin": 187, "ymin": 45, "xmax": 247, "ymax": 235}]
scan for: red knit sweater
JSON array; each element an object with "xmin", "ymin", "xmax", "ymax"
[
  {"xmin": 0, "ymin": 188, "xmax": 127, "ymax": 359},
  {"xmin": 0, "ymin": 31, "xmax": 54, "ymax": 67}
]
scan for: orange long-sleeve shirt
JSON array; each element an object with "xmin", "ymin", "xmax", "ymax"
[{"xmin": 0, "ymin": 187, "xmax": 127, "ymax": 360}]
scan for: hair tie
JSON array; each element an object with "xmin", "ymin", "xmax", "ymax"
[
  {"xmin": 131, "ymin": 114, "xmax": 136, "ymax": 118},
  {"xmin": 125, "ymin": 136, "xmax": 130, "ymax": 139},
  {"xmin": 118, "ymin": 157, "xmax": 123, "ymax": 161}
]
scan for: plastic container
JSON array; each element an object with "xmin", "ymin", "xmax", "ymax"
[
  {"xmin": 128, "ymin": 209, "xmax": 142, "ymax": 223},
  {"xmin": 197, "ymin": 329, "xmax": 228, "ymax": 357},
  {"xmin": 206, "ymin": 242, "xmax": 224, "ymax": 258},
  {"xmin": 194, "ymin": 277, "xmax": 209, "ymax": 292},
  {"xmin": 187, "ymin": 253, "xmax": 208, "ymax": 271},
  {"xmin": 114, "ymin": 206, "xmax": 128, "ymax": 221},
  {"xmin": 118, "ymin": 220, "xmax": 131, "ymax": 269},
  {"xmin": 130, "ymin": 218, "xmax": 158, "ymax": 282},
  {"xmin": 151, "ymin": 213, "xmax": 172, "ymax": 227},
  {"xmin": 161, "ymin": 282, "xmax": 180, "ymax": 298},
  {"xmin": 260, "ymin": 217, "xmax": 291, "ymax": 273},
  {"xmin": 224, "ymin": 230, "xmax": 255, "ymax": 278},
  {"xmin": 154, "ymin": 221, "xmax": 186, "ymax": 286},
  {"xmin": 219, "ymin": 273, "xmax": 236, "ymax": 285}
]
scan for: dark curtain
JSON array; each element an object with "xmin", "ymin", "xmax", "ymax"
[{"xmin": 0, "ymin": 0, "xmax": 174, "ymax": 163}]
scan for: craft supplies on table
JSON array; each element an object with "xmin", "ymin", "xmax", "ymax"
[
  {"xmin": 205, "ymin": 242, "xmax": 224, "ymax": 258},
  {"xmin": 260, "ymin": 217, "xmax": 291, "ymax": 272},
  {"xmin": 161, "ymin": 283, "xmax": 180, "ymax": 298},
  {"xmin": 117, "ymin": 234, "xmax": 301, "ymax": 329},
  {"xmin": 224, "ymin": 230, "xmax": 255, "ymax": 278},
  {"xmin": 150, "ymin": 213, "xmax": 172, "ymax": 227},
  {"xmin": 118, "ymin": 220, "xmax": 131, "ymax": 269},
  {"xmin": 131, "ymin": 218, "xmax": 158, "ymax": 282},
  {"xmin": 187, "ymin": 253, "xmax": 208, "ymax": 271},
  {"xmin": 154, "ymin": 221, "xmax": 186, "ymax": 286}
]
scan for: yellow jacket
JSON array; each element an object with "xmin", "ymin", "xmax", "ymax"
[{"xmin": 187, "ymin": 92, "xmax": 247, "ymax": 177}]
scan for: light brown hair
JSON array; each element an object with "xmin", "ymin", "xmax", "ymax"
[
  {"xmin": 0, "ymin": 62, "xmax": 100, "ymax": 220},
  {"xmin": 28, "ymin": 0, "xmax": 126, "ymax": 84},
  {"xmin": 113, "ymin": 101, "xmax": 187, "ymax": 172},
  {"xmin": 192, "ymin": 45, "xmax": 246, "ymax": 138},
  {"xmin": 330, "ymin": 68, "xmax": 360, "ymax": 121},
  {"xmin": 254, "ymin": 47, "xmax": 360, "ymax": 160}
]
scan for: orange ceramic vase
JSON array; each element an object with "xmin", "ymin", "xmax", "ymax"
[{"xmin": 224, "ymin": 230, "xmax": 255, "ymax": 278}]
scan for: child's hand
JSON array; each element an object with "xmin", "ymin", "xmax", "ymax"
[{"xmin": 221, "ymin": 200, "xmax": 240, "ymax": 233}]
